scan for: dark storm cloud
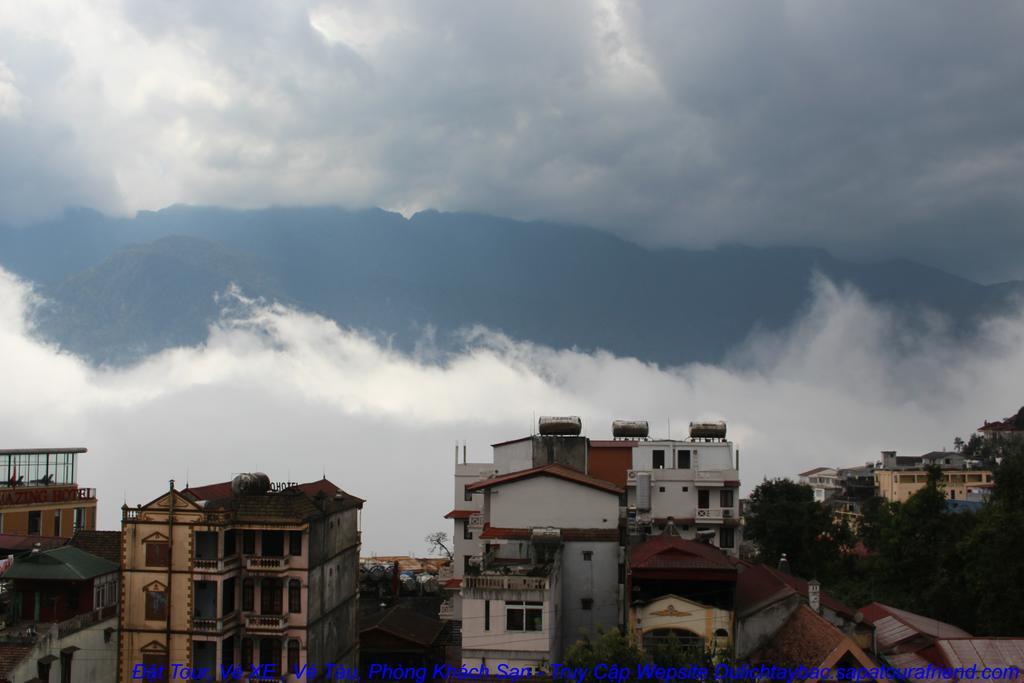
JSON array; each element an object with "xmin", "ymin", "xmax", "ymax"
[{"xmin": 1, "ymin": 1, "xmax": 1023, "ymax": 278}]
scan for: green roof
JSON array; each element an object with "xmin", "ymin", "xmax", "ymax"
[{"xmin": 4, "ymin": 545, "xmax": 117, "ymax": 581}]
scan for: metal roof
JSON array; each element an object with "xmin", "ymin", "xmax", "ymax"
[
  {"xmin": 4, "ymin": 545, "xmax": 117, "ymax": 581},
  {"xmin": 0, "ymin": 448, "xmax": 87, "ymax": 455}
]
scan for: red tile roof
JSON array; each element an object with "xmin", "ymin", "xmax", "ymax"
[
  {"xmin": 735, "ymin": 563, "xmax": 855, "ymax": 619},
  {"xmin": 629, "ymin": 534, "xmax": 738, "ymax": 573},
  {"xmin": 465, "ymin": 464, "xmax": 624, "ymax": 495},
  {"xmin": 479, "ymin": 525, "xmax": 618, "ymax": 542},
  {"xmin": 0, "ymin": 644, "xmax": 32, "ymax": 682},
  {"xmin": 444, "ymin": 509, "xmax": 476, "ymax": 519},
  {"xmin": 443, "ymin": 578, "xmax": 462, "ymax": 589},
  {"xmin": 749, "ymin": 605, "xmax": 856, "ymax": 670}
]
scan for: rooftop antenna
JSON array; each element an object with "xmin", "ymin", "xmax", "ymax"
[{"xmin": 185, "ymin": 466, "xmax": 189, "ymax": 490}]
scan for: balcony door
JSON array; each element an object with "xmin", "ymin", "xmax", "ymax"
[
  {"xmin": 260, "ymin": 578, "xmax": 283, "ymax": 615},
  {"xmin": 697, "ymin": 489, "xmax": 710, "ymax": 510}
]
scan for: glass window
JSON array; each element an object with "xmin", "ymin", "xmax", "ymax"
[
  {"xmin": 73, "ymin": 508, "xmax": 85, "ymax": 532},
  {"xmin": 463, "ymin": 521, "xmax": 472, "ymax": 540},
  {"xmin": 288, "ymin": 580, "xmax": 301, "ymax": 614},
  {"xmin": 581, "ymin": 598, "xmax": 593, "ymax": 611},
  {"xmin": 261, "ymin": 578, "xmax": 283, "ymax": 615},
  {"xmin": 720, "ymin": 489, "xmax": 734, "ymax": 508},
  {"xmin": 224, "ymin": 530, "xmax": 236, "ymax": 556},
  {"xmin": 242, "ymin": 579, "xmax": 254, "ymax": 612},
  {"xmin": 262, "ymin": 531, "xmax": 284, "ymax": 557},
  {"xmin": 506, "ymin": 601, "xmax": 542, "ymax": 631},
  {"xmin": 582, "ymin": 551, "xmax": 593, "ymax": 561},
  {"xmin": 287, "ymin": 640, "xmax": 300, "ymax": 675},
  {"xmin": 28, "ymin": 511, "xmax": 41, "ymax": 535},
  {"xmin": 223, "ymin": 577, "xmax": 236, "ymax": 615},
  {"xmin": 484, "ymin": 600, "xmax": 490, "ymax": 631},
  {"xmin": 719, "ymin": 527, "xmax": 735, "ymax": 549},
  {"xmin": 464, "ymin": 487, "xmax": 473, "ymax": 502}
]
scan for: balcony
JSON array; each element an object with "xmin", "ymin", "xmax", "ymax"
[
  {"xmin": 695, "ymin": 507, "xmax": 735, "ymax": 523},
  {"xmin": 243, "ymin": 613, "xmax": 288, "ymax": 633},
  {"xmin": 194, "ymin": 555, "xmax": 241, "ymax": 573},
  {"xmin": 191, "ymin": 613, "xmax": 238, "ymax": 634},
  {"xmin": 244, "ymin": 556, "xmax": 290, "ymax": 573},
  {"xmin": 463, "ymin": 575, "xmax": 550, "ymax": 591}
]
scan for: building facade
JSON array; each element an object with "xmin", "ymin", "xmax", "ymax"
[
  {"xmin": 118, "ymin": 475, "xmax": 363, "ymax": 682},
  {"xmin": 0, "ymin": 448, "xmax": 97, "ymax": 538}
]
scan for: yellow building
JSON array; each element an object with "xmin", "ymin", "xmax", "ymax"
[
  {"xmin": 0, "ymin": 447, "xmax": 97, "ymax": 537},
  {"xmin": 873, "ymin": 468, "xmax": 993, "ymax": 503},
  {"xmin": 118, "ymin": 474, "xmax": 363, "ymax": 682}
]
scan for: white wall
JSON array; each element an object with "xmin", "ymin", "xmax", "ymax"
[
  {"xmin": 489, "ymin": 477, "xmax": 619, "ymax": 529},
  {"xmin": 493, "ymin": 440, "xmax": 533, "ymax": 474},
  {"xmin": 10, "ymin": 618, "xmax": 117, "ymax": 683}
]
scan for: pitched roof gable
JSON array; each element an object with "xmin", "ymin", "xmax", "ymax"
[{"xmin": 465, "ymin": 464, "xmax": 624, "ymax": 495}]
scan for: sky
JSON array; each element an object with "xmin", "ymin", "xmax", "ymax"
[
  {"xmin": 2, "ymin": 1, "xmax": 1024, "ymax": 281},
  {"xmin": 2, "ymin": 265, "xmax": 1022, "ymax": 554}
]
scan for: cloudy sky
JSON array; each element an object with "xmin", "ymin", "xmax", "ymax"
[
  {"xmin": 3, "ymin": 265, "xmax": 1023, "ymax": 553},
  {"xmin": 2, "ymin": 1, "xmax": 1024, "ymax": 280}
]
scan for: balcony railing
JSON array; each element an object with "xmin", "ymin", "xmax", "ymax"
[
  {"xmin": 244, "ymin": 556, "xmax": 290, "ymax": 572},
  {"xmin": 243, "ymin": 613, "xmax": 288, "ymax": 633},
  {"xmin": 695, "ymin": 507, "xmax": 735, "ymax": 521},
  {"xmin": 463, "ymin": 575, "xmax": 549, "ymax": 591},
  {"xmin": 194, "ymin": 555, "xmax": 241, "ymax": 573},
  {"xmin": 192, "ymin": 612, "xmax": 238, "ymax": 633}
]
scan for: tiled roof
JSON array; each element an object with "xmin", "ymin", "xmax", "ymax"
[
  {"xmin": 629, "ymin": 534, "xmax": 737, "ymax": 573},
  {"xmin": 932, "ymin": 638, "xmax": 1024, "ymax": 675},
  {"xmin": 478, "ymin": 525, "xmax": 618, "ymax": 542},
  {"xmin": 0, "ymin": 534, "xmax": 66, "ymax": 553},
  {"xmin": 360, "ymin": 605, "xmax": 445, "ymax": 647},
  {"xmin": 69, "ymin": 530, "xmax": 122, "ymax": 565},
  {"xmin": 186, "ymin": 478, "xmax": 363, "ymax": 522},
  {"xmin": 465, "ymin": 464, "xmax": 624, "ymax": 495},
  {"xmin": 4, "ymin": 546, "xmax": 117, "ymax": 581},
  {"xmin": 735, "ymin": 563, "xmax": 854, "ymax": 619},
  {"xmin": 749, "ymin": 605, "xmax": 846, "ymax": 668},
  {"xmin": 0, "ymin": 644, "xmax": 33, "ymax": 682},
  {"xmin": 444, "ymin": 509, "xmax": 476, "ymax": 519}
]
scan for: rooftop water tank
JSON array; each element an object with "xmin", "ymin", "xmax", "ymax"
[
  {"xmin": 689, "ymin": 421, "xmax": 727, "ymax": 439},
  {"xmin": 612, "ymin": 420, "xmax": 649, "ymax": 438},
  {"xmin": 538, "ymin": 416, "xmax": 582, "ymax": 436},
  {"xmin": 230, "ymin": 472, "xmax": 271, "ymax": 496}
]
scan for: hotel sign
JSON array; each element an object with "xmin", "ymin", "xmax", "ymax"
[{"xmin": 0, "ymin": 486, "xmax": 94, "ymax": 507}]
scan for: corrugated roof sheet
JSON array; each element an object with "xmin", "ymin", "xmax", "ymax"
[
  {"xmin": 4, "ymin": 546, "xmax": 117, "ymax": 581},
  {"xmin": 861, "ymin": 602, "xmax": 971, "ymax": 641}
]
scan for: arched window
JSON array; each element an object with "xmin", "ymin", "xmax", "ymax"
[
  {"xmin": 287, "ymin": 640, "xmax": 300, "ymax": 674},
  {"xmin": 714, "ymin": 628, "xmax": 729, "ymax": 638},
  {"xmin": 288, "ymin": 580, "xmax": 301, "ymax": 613}
]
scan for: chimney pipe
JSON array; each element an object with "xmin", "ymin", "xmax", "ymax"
[
  {"xmin": 808, "ymin": 579, "xmax": 821, "ymax": 613},
  {"xmin": 463, "ymin": 443, "xmax": 467, "ymax": 465}
]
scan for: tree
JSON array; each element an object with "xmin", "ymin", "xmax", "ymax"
[
  {"xmin": 425, "ymin": 531, "xmax": 453, "ymax": 560},
  {"xmin": 564, "ymin": 628, "xmax": 647, "ymax": 673},
  {"xmin": 743, "ymin": 478, "xmax": 841, "ymax": 580}
]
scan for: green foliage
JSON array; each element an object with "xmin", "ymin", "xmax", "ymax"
[
  {"xmin": 565, "ymin": 629, "xmax": 647, "ymax": 672},
  {"xmin": 744, "ymin": 478, "xmax": 851, "ymax": 582}
]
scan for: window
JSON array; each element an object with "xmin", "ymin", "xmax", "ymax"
[
  {"xmin": 224, "ymin": 530, "xmax": 237, "ymax": 556},
  {"xmin": 259, "ymin": 638, "xmax": 281, "ymax": 674},
  {"xmin": 464, "ymin": 487, "xmax": 473, "ymax": 502},
  {"xmin": 681, "ymin": 486, "xmax": 688, "ymax": 492},
  {"xmin": 261, "ymin": 531, "xmax": 284, "ymax": 557},
  {"xmin": 241, "ymin": 639, "xmax": 253, "ymax": 670},
  {"xmin": 719, "ymin": 527, "xmax": 735, "ymax": 549},
  {"xmin": 581, "ymin": 598, "xmax": 593, "ymax": 611},
  {"xmin": 288, "ymin": 580, "xmax": 301, "ymax": 614},
  {"xmin": 60, "ymin": 650, "xmax": 73, "ymax": 683},
  {"xmin": 506, "ymin": 601, "xmax": 543, "ymax": 631},
  {"xmin": 73, "ymin": 507, "xmax": 85, "ymax": 532},
  {"xmin": 261, "ymin": 579, "xmax": 283, "ymax": 615},
  {"xmin": 582, "ymin": 551, "xmax": 593, "ymax": 561},
  {"xmin": 720, "ymin": 489, "xmax": 734, "ymax": 508},
  {"xmin": 677, "ymin": 450, "xmax": 691, "ymax": 469},
  {"xmin": 652, "ymin": 450, "xmax": 665, "ymax": 469},
  {"xmin": 484, "ymin": 600, "xmax": 490, "ymax": 631},
  {"xmin": 242, "ymin": 531, "xmax": 256, "ymax": 555},
  {"xmin": 289, "ymin": 531, "xmax": 302, "ymax": 556},
  {"xmin": 658, "ymin": 486, "xmax": 665, "ymax": 493},
  {"xmin": 142, "ymin": 654, "xmax": 169, "ymax": 683},
  {"xmin": 223, "ymin": 577, "xmax": 236, "ymax": 615},
  {"xmin": 242, "ymin": 579, "xmax": 254, "ymax": 612},
  {"xmin": 221, "ymin": 637, "xmax": 235, "ymax": 670},
  {"xmin": 463, "ymin": 520, "xmax": 472, "ymax": 540},
  {"xmin": 287, "ymin": 640, "xmax": 300, "ymax": 674},
  {"xmin": 145, "ymin": 589, "xmax": 167, "ymax": 621},
  {"xmin": 145, "ymin": 542, "xmax": 170, "ymax": 567},
  {"xmin": 53, "ymin": 510, "xmax": 61, "ymax": 537},
  {"xmin": 28, "ymin": 511, "xmax": 41, "ymax": 535}
]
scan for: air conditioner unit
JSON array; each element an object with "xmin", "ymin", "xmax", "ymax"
[{"xmin": 627, "ymin": 471, "xmax": 637, "ymax": 480}]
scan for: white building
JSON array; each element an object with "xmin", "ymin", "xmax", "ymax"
[{"xmin": 798, "ymin": 467, "xmax": 840, "ymax": 502}]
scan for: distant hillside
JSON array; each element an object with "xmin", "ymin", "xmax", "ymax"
[{"xmin": 1, "ymin": 205, "xmax": 1021, "ymax": 366}]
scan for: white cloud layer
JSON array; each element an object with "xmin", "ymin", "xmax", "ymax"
[
  {"xmin": 1, "ymin": 267, "xmax": 1022, "ymax": 553},
  {"xmin": 2, "ymin": 1, "xmax": 1024, "ymax": 278}
]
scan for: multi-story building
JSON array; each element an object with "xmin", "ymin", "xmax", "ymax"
[
  {"xmin": 442, "ymin": 416, "xmax": 744, "ymax": 669},
  {"xmin": 118, "ymin": 474, "xmax": 363, "ymax": 682},
  {"xmin": 797, "ymin": 467, "xmax": 840, "ymax": 502},
  {"xmin": 872, "ymin": 450, "xmax": 993, "ymax": 503},
  {"xmin": 0, "ymin": 448, "xmax": 97, "ymax": 538}
]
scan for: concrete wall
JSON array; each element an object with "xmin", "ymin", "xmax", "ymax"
[
  {"xmin": 561, "ymin": 541, "xmax": 620, "ymax": 647},
  {"xmin": 493, "ymin": 441, "xmax": 533, "ymax": 474},
  {"xmin": 631, "ymin": 594, "xmax": 732, "ymax": 650},
  {"xmin": 735, "ymin": 593, "xmax": 800, "ymax": 659},
  {"xmin": 307, "ymin": 507, "xmax": 360, "ymax": 668},
  {"xmin": 13, "ymin": 618, "xmax": 117, "ymax": 683},
  {"xmin": 530, "ymin": 436, "xmax": 587, "ymax": 472},
  {"xmin": 489, "ymin": 478, "xmax": 618, "ymax": 530}
]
